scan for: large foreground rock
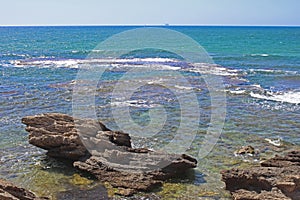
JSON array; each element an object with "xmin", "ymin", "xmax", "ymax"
[
  {"xmin": 22, "ymin": 113, "xmax": 197, "ymax": 196},
  {"xmin": 221, "ymin": 151, "xmax": 300, "ymax": 200},
  {"xmin": 0, "ymin": 178, "xmax": 48, "ymax": 200}
]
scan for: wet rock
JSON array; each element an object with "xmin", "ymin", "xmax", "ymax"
[
  {"xmin": 22, "ymin": 113, "xmax": 197, "ymax": 196},
  {"xmin": 234, "ymin": 145, "xmax": 255, "ymax": 155},
  {"xmin": 261, "ymin": 150, "xmax": 300, "ymax": 168},
  {"xmin": 232, "ymin": 188, "xmax": 291, "ymax": 200},
  {"xmin": 0, "ymin": 178, "xmax": 48, "ymax": 200},
  {"xmin": 221, "ymin": 150, "xmax": 300, "ymax": 200},
  {"xmin": 56, "ymin": 185, "xmax": 108, "ymax": 200},
  {"xmin": 73, "ymin": 153, "xmax": 196, "ymax": 196}
]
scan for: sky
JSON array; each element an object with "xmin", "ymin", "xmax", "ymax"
[{"xmin": 0, "ymin": 0, "xmax": 299, "ymax": 26}]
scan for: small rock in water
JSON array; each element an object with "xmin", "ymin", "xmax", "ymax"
[{"xmin": 234, "ymin": 145, "xmax": 255, "ymax": 155}]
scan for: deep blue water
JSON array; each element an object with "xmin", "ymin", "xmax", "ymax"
[{"xmin": 0, "ymin": 26, "xmax": 299, "ymax": 198}]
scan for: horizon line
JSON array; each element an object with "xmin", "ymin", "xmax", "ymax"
[{"xmin": 1, "ymin": 23, "xmax": 300, "ymax": 27}]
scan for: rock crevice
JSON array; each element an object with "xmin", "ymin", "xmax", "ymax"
[
  {"xmin": 221, "ymin": 151, "xmax": 300, "ymax": 200},
  {"xmin": 22, "ymin": 113, "xmax": 197, "ymax": 196}
]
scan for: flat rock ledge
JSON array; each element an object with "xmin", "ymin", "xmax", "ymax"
[
  {"xmin": 22, "ymin": 113, "xmax": 197, "ymax": 196},
  {"xmin": 221, "ymin": 150, "xmax": 300, "ymax": 200},
  {"xmin": 0, "ymin": 178, "xmax": 48, "ymax": 200}
]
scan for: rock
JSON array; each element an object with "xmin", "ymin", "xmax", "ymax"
[
  {"xmin": 232, "ymin": 188, "xmax": 291, "ymax": 200},
  {"xmin": 56, "ymin": 185, "xmax": 108, "ymax": 200},
  {"xmin": 234, "ymin": 145, "xmax": 255, "ymax": 155},
  {"xmin": 22, "ymin": 113, "xmax": 111, "ymax": 160},
  {"xmin": 22, "ymin": 113, "xmax": 197, "ymax": 196},
  {"xmin": 261, "ymin": 151, "xmax": 300, "ymax": 168},
  {"xmin": 73, "ymin": 153, "xmax": 196, "ymax": 196},
  {"xmin": 221, "ymin": 150, "xmax": 300, "ymax": 200},
  {"xmin": 0, "ymin": 178, "xmax": 48, "ymax": 200}
]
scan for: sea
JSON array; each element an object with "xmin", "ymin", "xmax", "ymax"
[{"xmin": 0, "ymin": 26, "xmax": 299, "ymax": 199}]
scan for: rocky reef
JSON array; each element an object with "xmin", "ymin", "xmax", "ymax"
[
  {"xmin": 22, "ymin": 113, "xmax": 197, "ymax": 196},
  {"xmin": 221, "ymin": 150, "xmax": 300, "ymax": 200},
  {"xmin": 0, "ymin": 178, "xmax": 48, "ymax": 200}
]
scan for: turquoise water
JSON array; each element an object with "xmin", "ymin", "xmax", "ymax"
[{"xmin": 0, "ymin": 26, "xmax": 299, "ymax": 199}]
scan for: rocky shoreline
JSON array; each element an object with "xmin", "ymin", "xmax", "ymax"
[
  {"xmin": 222, "ymin": 150, "xmax": 300, "ymax": 200},
  {"xmin": 21, "ymin": 113, "xmax": 197, "ymax": 196},
  {"xmin": 1, "ymin": 112, "xmax": 297, "ymax": 199}
]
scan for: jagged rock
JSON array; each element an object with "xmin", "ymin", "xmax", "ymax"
[
  {"xmin": 22, "ymin": 113, "xmax": 197, "ymax": 196},
  {"xmin": 221, "ymin": 150, "xmax": 300, "ymax": 200},
  {"xmin": 22, "ymin": 113, "xmax": 112, "ymax": 160},
  {"xmin": 0, "ymin": 178, "xmax": 48, "ymax": 200}
]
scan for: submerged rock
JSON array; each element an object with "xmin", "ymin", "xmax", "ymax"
[
  {"xmin": 22, "ymin": 113, "xmax": 197, "ymax": 196},
  {"xmin": 56, "ymin": 185, "xmax": 108, "ymax": 200},
  {"xmin": 0, "ymin": 178, "xmax": 48, "ymax": 200},
  {"xmin": 221, "ymin": 150, "xmax": 300, "ymax": 200}
]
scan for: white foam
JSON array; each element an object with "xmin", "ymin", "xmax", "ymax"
[
  {"xmin": 10, "ymin": 59, "xmax": 81, "ymax": 68},
  {"xmin": 248, "ymin": 68, "xmax": 298, "ymax": 75},
  {"xmin": 174, "ymin": 85, "xmax": 194, "ymax": 90},
  {"xmin": 250, "ymin": 91, "xmax": 300, "ymax": 104},
  {"xmin": 90, "ymin": 50, "xmax": 104, "ymax": 53},
  {"xmin": 265, "ymin": 138, "xmax": 282, "ymax": 147},
  {"xmin": 250, "ymin": 54, "xmax": 269, "ymax": 57},
  {"xmin": 251, "ymin": 84, "xmax": 262, "ymax": 89},
  {"xmin": 2, "ymin": 53, "xmax": 29, "ymax": 57},
  {"xmin": 9, "ymin": 58, "xmax": 180, "ymax": 69},
  {"xmin": 249, "ymin": 69, "xmax": 275, "ymax": 73},
  {"xmin": 139, "ymin": 58, "xmax": 175, "ymax": 62},
  {"xmin": 147, "ymin": 78, "xmax": 164, "ymax": 85},
  {"xmin": 108, "ymin": 99, "xmax": 156, "ymax": 108},
  {"xmin": 189, "ymin": 63, "xmax": 239, "ymax": 76},
  {"xmin": 228, "ymin": 90, "xmax": 247, "ymax": 95}
]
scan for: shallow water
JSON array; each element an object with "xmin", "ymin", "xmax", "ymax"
[{"xmin": 0, "ymin": 26, "xmax": 299, "ymax": 199}]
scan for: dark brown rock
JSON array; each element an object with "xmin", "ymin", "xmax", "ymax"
[
  {"xmin": 22, "ymin": 113, "xmax": 197, "ymax": 196},
  {"xmin": 261, "ymin": 151, "xmax": 300, "ymax": 168},
  {"xmin": 0, "ymin": 178, "xmax": 48, "ymax": 200},
  {"xmin": 221, "ymin": 150, "xmax": 300, "ymax": 200}
]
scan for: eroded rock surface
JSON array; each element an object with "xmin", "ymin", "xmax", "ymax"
[
  {"xmin": 221, "ymin": 150, "xmax": 300, "ymax": 200},
  {"xmin": 22, "ymin": 113, "xmax": 197, "ymax": 196},
  {"xmin": 0, "ymin": 178, "xmax": 48, "ymax": 200}
]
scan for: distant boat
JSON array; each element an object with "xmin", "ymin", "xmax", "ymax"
[{"xmin": 165, "ymin": 23, "xmax": 170, "ymax": 26}]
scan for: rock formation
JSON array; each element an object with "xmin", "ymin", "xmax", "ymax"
[
  {"xmin": 0, "ymin": 178, "xmax": 48, "ymax": 200},
  {"xmin": 221, "ymin": 150, "xmax": 300, "ymax": 200},
  {"xmin": 22, "ymin": 113, "xmax": 197, "ymax": 196}
]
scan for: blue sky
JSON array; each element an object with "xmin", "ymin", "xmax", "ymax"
[{"xmin": 1, "ymin": 0, "xmax": 299, "ymax": 26}]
